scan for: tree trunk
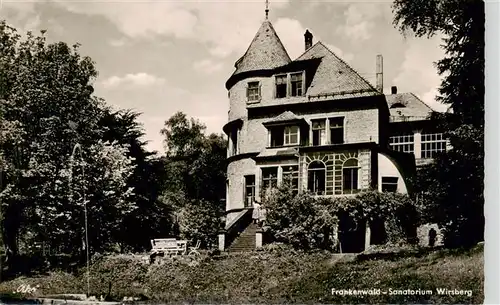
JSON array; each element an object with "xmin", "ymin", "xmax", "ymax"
[{"xmin": 3, "ymin": 228, "xmax": 18, "ymax": 273}]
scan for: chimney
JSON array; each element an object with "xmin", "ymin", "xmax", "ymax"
[
  {"xmin": 304, "ymin": 30, "xmax": 313, "ymax": 51},
  {"xmin": 376, "ymin": 54, "xmax": 383, "ymax": 93},
  {"xmin": 391, "ymin": 86, "xmax": 397, "ymax": 94}
]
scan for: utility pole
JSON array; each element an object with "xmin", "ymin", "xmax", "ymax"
[{"xmin": 70, "ymin": 144, "xmax": 90, "ymax": 297}]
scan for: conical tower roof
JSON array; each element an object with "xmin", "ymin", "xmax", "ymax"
[{"xmin": 233, "ymin": 20, "xmax": 291, "ymax": 75}]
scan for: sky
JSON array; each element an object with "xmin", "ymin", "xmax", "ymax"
[{"xmin": 1, "ymin": 0, "xmax": 447, "ymax": 154}]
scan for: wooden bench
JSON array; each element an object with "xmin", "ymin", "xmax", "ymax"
[{"xmin": 150, "ymin": 238, "xmax": 187, "ymax": 256}]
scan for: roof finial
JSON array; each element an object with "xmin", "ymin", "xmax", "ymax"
[{"xmin": 265, "ymin": 0, "xmax": 269, "ymax": 19}]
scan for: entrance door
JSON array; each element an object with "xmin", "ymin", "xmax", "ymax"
[{"xmin": 338, "ymin": 213, "xmax": 366, "ymax": 253}]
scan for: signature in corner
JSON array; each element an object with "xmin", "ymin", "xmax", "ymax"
[{"xmin": 14, "ymin": 284, "xmax": 40, "ymax": 295}]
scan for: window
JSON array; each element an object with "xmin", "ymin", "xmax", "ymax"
[
  {"xmin": 330, "ymin": 117, "xmax": 344, "ymax": 144},
  {"xmin": 308, "ymin": 161, "xmax": 326, "ymax": 195},
  {"xmin": 284, "ymin": 126, "xmax": 299, "ymax": 145},
  {"xmin": 421, "ymin": 133, "xmax": 446, "ymax": 159},
  {"xmin": 244, "ymin": 175, "xmax": 256, "ymax": 207},
  {"xmin": 312, "ymin": 119, "xmax": 326, "ymax": 146},
  {"xmin": 226, "ymin": 179, "xmax": 229, "ymax": 205},
  {"xmin": 342, "ymin": 158, "xmax": 359, "ymax": 194},
  {"xmin": 262, "ymin": 167, "xmax": 278, "ymax": 191},
  {"xmin": 381, "ymin": 177, "xmax": 398, "ymax": 192},
  {"xmin": 275, "ymin": 71, "xmax": 305, "ymax": 98},
  {"xmin": 230, "ymin": 129, "xmax": 238, "ymax": 156},
  {"xmin": 389, "ymin": 134, "xmax": 414, "ymax": 153},
  {"xmin": 269, "ymin": 126, "xmax": 285, "ymax": 147},
  {"xmin": 275, "ymin": 75, "xmax": 287, "ymax": 98},
  {"xmin": 282, "ymin": 165, "xmax": 299, "ymax": 194},
  {"xmin": 290, "ymin": 72, "xmax": 303, "ymax": 97},
  {"xmin": 247, "ymin": 81, "xmax": 260, "ymax": 102},
  {"xmin": 269, "ymin": 125, "xmax": 299, "ymax": 147}
]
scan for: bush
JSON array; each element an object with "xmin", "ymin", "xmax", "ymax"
[
  {"xmin": 87, "ymin": 255, "xmax": 148, "ymax": 299},
  {"xmin": 263, "ymin": 187, "xmax": 419, "ymax": 251},
  {"xmin": 359, "ymin": 191, "xmax": 420, "ymax": 244},
  {"xmin": 0, "ymin": 247, "xmax": 483, "ymax": 304},
  {"xmin": 263, "ymin": 186, "xmax": 337, "ymax": 250},
  {"xmin": 261, "ymin": 242, "xmax": 296, "ymax": 253},
  {"xmin": 178, "ymin": 199, "xmax": 223, "ymax": 249}
]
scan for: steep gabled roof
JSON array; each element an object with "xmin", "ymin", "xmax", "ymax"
[
  {"xmin": 233, "ymin": 20, "xmax": 291, "ymax": 75},
  {"xmin": 255, "ymin": 147, "xmax": 299, "ymax": 159},
  {"xmin": 268, "ymin": 111, "xmax": 299, "ymax": 122},
  {"xmin": 263, "ymin": 111, "xmax": 306, "ymax": 126},
  {"xmin": 386, "ymin": 93, "xmax": 434, "ymax": 122},
  {"xmin": 296, "ymin": 42, "xmax": 379, "ymax": 98}
]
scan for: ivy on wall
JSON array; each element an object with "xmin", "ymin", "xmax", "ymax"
[{"xmin": 262, "ymin": 183, "xmax": 419, "ymax": 250}]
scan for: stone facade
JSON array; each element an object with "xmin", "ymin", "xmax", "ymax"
[
  {"xmin": 227, "ymin": 159, "xmax": 256, "ymax": 208},
  {"xmin": 228, "ymin": 77, "xmax": 308, "ymax": 121},
  {"xmin": 220, "ymin": 17, "xmax": 432, "ymax": 252},
  {"xmin": 231, "ymin": 107, "xmax": 381, "ymax": 155}
]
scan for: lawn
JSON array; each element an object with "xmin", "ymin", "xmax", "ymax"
[{"xmin": 0, "ymin": 243, "xmax": 483, "ymax": 304}]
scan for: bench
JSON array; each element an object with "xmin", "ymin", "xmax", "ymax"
[{"xmin": 150, "ymin": 238, "xmax": 187, "ymax": 256}]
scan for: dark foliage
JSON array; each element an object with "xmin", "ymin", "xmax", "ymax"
[
  {"xmin": 263, "ymin": 187, "xmax": 419, "ymax": 251},
  {"xmin": 393, "ymin": 0, "xmax": 484, "ymax": 247},
  {"xmin": 160, "ymin": 112, "xmax": 227, "ymax": 248}
]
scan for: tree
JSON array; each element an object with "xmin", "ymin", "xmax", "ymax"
[
  {"xmin": 0, "ymin": 22, "xmax": 104, "ymax": 265},
  {"xmin": 160, "ymin": 111, "xmax": 227, "ymax": 205},
  {"xmin": 393, "ymin": 0, "xmax": 484, "ymax": 128},
  {"xmin": 31, "ymin": 140, "xmax": 136, "ymax": 256},
  {"xmin": 159, "ymin": 112, "xmax": 227, "ymax": 247},
  {"xmin": 0, "ymin": 22, "xmax": 145, "ymax": 269},
  {"xmin": 393, "ymin": 0, "xmax": 484, "ymax": 247},
  {"xmin": 100, "ymin": 109, "xmax": 172, "ymax": 252},
  {"xmin": 161, "ymin": 112, "xmax": 206, "ymax": 159}
]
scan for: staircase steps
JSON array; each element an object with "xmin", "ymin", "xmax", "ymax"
[{"xmin": 227, "ymin": 223, "xmax": 259, "ymax": 252}]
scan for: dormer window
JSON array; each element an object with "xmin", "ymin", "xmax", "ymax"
[
  {"xmin": 275, "ymin": 75, "xmax": 287, "ymax": 98},
  {"xmin": 284, "ymin": 126, "xmax": 299, "ymax": 145},
  {"xmin": 275, "ymin": 71, "xmax": 305, "ymax": 98},
  {"xmin": 247, "ymin": 81, "xmax": 261, "ymax": 102},
  {"xmin": 268, "ymin": 125, "xmax": 300, "ymax": 147},
  {"xmin": 291, "ymin": 72, "xmax": 303, "ymax": 96}
]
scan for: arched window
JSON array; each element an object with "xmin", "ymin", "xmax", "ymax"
[
  {"xmin": 308, "ymin": 161, "xmax": 326, "ymax": 195},
  {"xmin": 342, "ymin": 158, "xmax": 359, "ymax": 194}
]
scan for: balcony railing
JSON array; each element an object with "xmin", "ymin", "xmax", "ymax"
[{"xmin": 390, "ymin": 115, "xmax": 429, "ymax": 123}]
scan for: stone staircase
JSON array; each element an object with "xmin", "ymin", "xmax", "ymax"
[{"xmin": 227, "ymin": 222, "xmax": 259, "ymax": 252}]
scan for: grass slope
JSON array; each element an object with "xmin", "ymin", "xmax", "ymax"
[{"xmin": 0, "ymin": 244, "xmax": 483, "ymax": 304}]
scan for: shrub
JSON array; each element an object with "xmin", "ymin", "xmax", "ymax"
[
  {"xmin": 178, "ymin": 198, "xmax": 223, "ymax": 249},
  {"xmin": 263, "ymin": 185, "xmax": 337, "ymax": 250},
  {"xmin": 86, "ymin": 255, "xmax": 148, "ymax": 299},
  {"xmin": 263, "ymin": 187, "xmax": 419, "ymax": 251},
  {"xmin": 359, "ymin": 191, "xmax": 420, "ymax": 244},
  {"xmin": 261, "ymin": 242, "xmax": 296, "ymax": 253}
]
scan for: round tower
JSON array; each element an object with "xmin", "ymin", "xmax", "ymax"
[{"xmin": 223, "ymin": 19, "xmax": 291, "ymax": 224}]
